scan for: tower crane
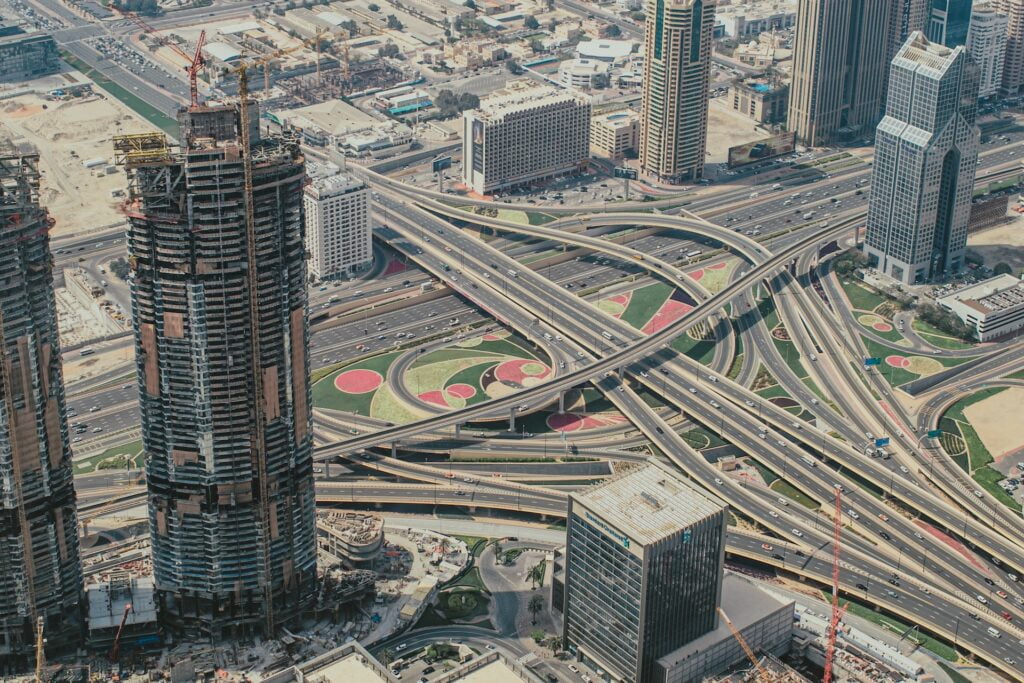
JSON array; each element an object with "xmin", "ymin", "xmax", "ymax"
[
  {"xmin": 824, "ymin": 488, "xmax": 848, "ymax": 683},
  {"xmin": 34, "ymin": 616, "xmax": 44, "ymax": 683},
  {"xmin": 114, "ymin": 8, "xmax": 206, "ymax": 107},
  {"xmin": 108, "ymin": 603, "xmax": 133, "ymax": 663}
]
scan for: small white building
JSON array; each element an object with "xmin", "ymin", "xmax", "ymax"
[
  {"xmin": 559, "ymin": 58, "xmax": 610, "ymax": 89},
  {"xmin": 938, "ymin": 274, "xmax": 1024, "ymax": 341},
  {"xmin": 303, "ymin": 164, "xmax": 372, "ymax": 280},
  {"xmin": 590, "ymin": 109, "xmax": 640, "ymax": 160},
  {"xmin": 575, "ymin": 38, "xmax": 636, "ymax": 63}
]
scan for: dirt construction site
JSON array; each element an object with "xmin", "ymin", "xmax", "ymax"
[{"xmin": 0, "ymin": 87, "xmax": 157, "ymax": 237}]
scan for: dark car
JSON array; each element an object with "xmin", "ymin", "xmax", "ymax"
[{"xmin": 856, "ymin": 583, "xmax": 868, "ymax": 590}]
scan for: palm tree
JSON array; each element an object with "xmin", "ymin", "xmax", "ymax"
[
  {"xmin": 493, "ymin": 540, "xmax": 502, "ymax": 565},
  {"xmin": 528, "ymin": 594, "xmax": 544, "ymax": 625}
]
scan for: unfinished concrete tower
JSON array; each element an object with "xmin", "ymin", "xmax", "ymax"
[
  {"xmin": 0, "ymin": 152, "xmax": 83, "ymax": 663},
  {"xmin": 116, "ymin": 104, "xmax": 316, "ymax": 639}
]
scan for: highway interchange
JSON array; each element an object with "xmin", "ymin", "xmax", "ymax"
[{"xmin": 37, "ymin": 71, "xmax": 1023, "ymax": 674}]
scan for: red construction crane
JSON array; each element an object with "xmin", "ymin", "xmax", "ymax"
[
  {"xmin": 823, "ymin": 488, "xmax": 847, "ymax": 683},
  {"xmin": 107, "ymin": 603, "xmax": 133, "ymax": 663},
  {"xmin": 115, "ymin": 9, "xmax": 206, "ymax": 106}
]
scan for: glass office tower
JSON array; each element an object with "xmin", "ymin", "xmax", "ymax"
[{"xmin": 562, "ymin": 460, "xmax": 727, "ymax": 682}]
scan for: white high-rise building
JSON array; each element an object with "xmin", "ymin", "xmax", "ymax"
[
  {"xmin": 864, "ymin": 32, "xmax": 980, "ymax": 285},
  {"xmin": 303, "ymin": 168, "xmax": 371, "ymax": 280},
  {"xmin": 967, "ymin": 3, "xmax": 1009, "ymax": 97},
  {"xmin": 462, "ymin": 80, "xmax": 591, "ymax": 195}
]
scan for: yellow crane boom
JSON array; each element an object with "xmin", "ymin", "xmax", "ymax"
[{"xmin": 718, "ymin": 607, "xmax": 770, "ymax": 683}]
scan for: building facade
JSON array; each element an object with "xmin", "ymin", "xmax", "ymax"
[
  {"xmin": 118, "ymin": 105, "xmax": 317, "ymax": 639},
  {"xmin": 967, "ymin": 3, "xmax": 1009, "ymax": 97},
  {"xmin": 927, "ymin": 0, "xmax": 976, "ymax": 46},
  {"xmin": 0, "ymin": 32, "xmax": 59, "ymax": 83},
  {"xmin": 864, "ymin": 33, "xmax": 980, "ymax": 284},
  {"xmin": 462, "ymin": 80, "xmax": 591, "ymax": 195},
  {"xmin": 787, "ymin": 0, "xmax": 893, "ymax": 146},
  {"xmin": 0, "ymin": 152, "xmax": 83, "ymax": 664},
  {"xmin": 729, "ymin": 80, "xmax": 789, "ymax": 124},
  {"xmin": 590, "ymin": 110, "xmax": 640, "ymax": 160},
  {"xmin": 995, "ymin": 0, "xmax": 1024, "ymax": 93},
  {"xmin": 562, "ymin": 460, "xmax": 727, "ymax": 683},
  {"xmin": 303, "ymin": 169, "xmax": 371, "ymax": 280},
  {"xmin": 638, "ymin": 0, "xmax": 717, "ymax": 184}
]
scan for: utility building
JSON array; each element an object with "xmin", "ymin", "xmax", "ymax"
[
  {"xmin": 116, "ymin": 104, "xmax": 317, "ymax": 639},
  {"xmin": 638, "ymin": 0, "xmax": 717, "ymax": 183},
  {"xmin": 0, "ymin": 152, "xmax": 83, "ymax": 663},
  {"xmin": 562, "ymin": 460, "xmax": 727, "ymax": 682},
  {"xmin": 864, "ymin": 32, "xmax": 980, "ymax": 284}
]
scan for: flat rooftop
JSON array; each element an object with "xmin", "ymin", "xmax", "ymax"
[
  {"xmin": 939, "ymin": 274, "xmax": 1024, "ymax": 314},
  {"xmin": 571, "ymin": 459, "xmax": 726, "ymax": 546},
  {"xmin": 656, "ymin": 574, "xmax": 793, "ymax": 670},
  {"xmin": 474, "ymin": 79, "xmax": 587, "ymax": 119},
  {"xmin": 307, "ymin": 652, "xmax": 383, "ymax": 682},
  {"xmin": 457, "ymin": 660, "xmax": 525, "ymax": 683}
]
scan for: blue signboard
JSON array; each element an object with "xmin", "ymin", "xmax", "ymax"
[
  {"xmin": 864, "ymin": 357, "xmax": 882, "ymax": 366},
  {"xmin": 927, "ymin": 429, "xmax": 943, "ymax": 438},
  {"xmin": 874, "ymin": 437, "xmax": 890, "ymax": 448}
]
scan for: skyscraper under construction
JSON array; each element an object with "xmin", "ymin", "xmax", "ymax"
[
  {"xmin": 116, "ymin": 103, "xmax": 316, "ymax": 639},
  {"xmin": 0, "ymin": 151, "xmax": 82, "ymax": 661}
]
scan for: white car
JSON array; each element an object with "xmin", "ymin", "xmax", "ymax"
[{"xmin": 791, "ymin": 529, "xmax": 804, "ymax": 538}]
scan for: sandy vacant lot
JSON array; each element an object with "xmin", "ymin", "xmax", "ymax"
[
  {"xmin": 706, "ymin": 97, "xmax": 772, "ymax": 164},
  {"xmin": 0, "ymin": 90, "xmax": 158, "ymax": 237},
  {"xmin": 963, "ymin": 386, "xmax": 1024, "ymax": 462},
  {"xmin": 967, "ymin": 215, "xmax": 1024, "ymax": 271}
]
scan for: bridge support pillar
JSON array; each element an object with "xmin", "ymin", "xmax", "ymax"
[
  {"xmin": 558, "ymin": 392, "xmax": 565, "ymax": 414},
  {"xmin": 374, "ymin": 502, "xmax": 383, "ymax": 509},
  {"xmin": 391, "ymin": 442, "xmax": 398, "ymax": 458},
  {"xmin": 509, "ymin": 408, "xmax": 516, "ymax": 432},
  {"xmin": 468, "ymin": 506, "xmax": 476, "ymax": 514},
  {"xmin": 454, "ymin": 423, "xmax": 461, "ymax": 437},
  {"xmin": 617, "ymin": 366, "xmax": 624, "ymax": 378},
  {"xmin": 539, "ymin": 514, "xmax": 548, "ymax": 522}
]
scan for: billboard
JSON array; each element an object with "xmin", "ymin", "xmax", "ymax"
[
  {"xmin": 727, "ymin": 131, "xmax": 797, "ymax": 168},
  {"xmin": 471, "ymin": 119, "xmax": 485, "ymax": 174}
]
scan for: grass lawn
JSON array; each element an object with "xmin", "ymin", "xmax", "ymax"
[
  {"xmin": 453, "ymin": 535, "xmax": 490, "ymax": 557},
  {"xmin": 528, "ymin": 212, "xmax": 557, "ymax": 225},
  {"xmin": 74, "ymin": 439, "xmax": 144, "ymax": 474},
  {"xmin": 727, "ymin": 353, "xmax": 744, "ymax": 381},
  {"xmin": 620, "ymin": 283, "xmax": 672, "ymax": 330},
  {"xmin": 60, "ymin": 52, "xmax": 179, "ymax": 137},
  {"xmin": 772, "ymin": 335, "xmax": 809, "ymax": 379},
  {"xmin": 748, "ymin": 459, "xmax": 780, "ymax": 485},
  {"xmin": 672, "ymin": 333, "xmax": 717, "ymax": 366},
  {"xmin": 681, "ymin": 427, "xmax": 725, "ymax": 450},
  {"xmin": 938, "ymin": 663, "xmax": 971, "ymax": 683},
  {"xmin": 1008, "ymin": 368, "xmax": 1024, "ymax": 380},
  {"xmin": 940, "ymin": 390, "xmax": 1022, "ymax": 513},
  {"xmin": 839, "ymin": 279, "xmax": 887, "ymax": 313},
  {"xmin": 860, "ymin": 336, "xmax": 973, "ymax": 386},
  {"xmin": 312, "ymin": 351, "xmax": 401, "ymax": 414},
  {"xmin": 770, "ymin": 480, "xmax": 819, "ymax": 509},
  {"xmin": 448, "ymin": 567, "xmax": 489, "ymax": 593},
  {"xmin": 912, "ymin": 319, "xmax": 975, "ymax": 350}
]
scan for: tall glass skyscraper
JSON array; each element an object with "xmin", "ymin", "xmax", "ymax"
[
  {"xmin": 0, "ymin": 152, "xmax": 82, "ymax": 662},
  {"xmin": 865, "ymin": 32, "xmax": 980, "ymax": 284},
  {"xmin": 788, "ymin": 0, "xmax": 894, "ymax": 146},
  {"xmin": 927, "ymin": 0, "xmax": 975, "ymax": 46},
  {"xmin": 639, "ymin": 0, "xmax": 717, "ymax": 184},
  {"xmin": 562, "ymin": 460, "xmax": 727, "ymax": 682},
  {"xmin": 118, "ymin": 105, "xmax": 317, "ymax": 639}
]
